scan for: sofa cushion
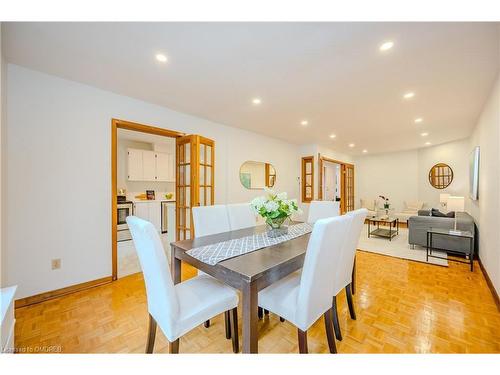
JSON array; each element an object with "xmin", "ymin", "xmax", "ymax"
[
  {"xmin": 431, "ymin": 208, "xmax": 455, "ymax": 218},
  {"xmin": 360, "ymin": 198, "xmax": 376, "ymax": 211}
]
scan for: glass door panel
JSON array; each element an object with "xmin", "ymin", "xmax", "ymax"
[{"xmin": 176, "ymin": 135, "xmax": 215, "ymax": 240}]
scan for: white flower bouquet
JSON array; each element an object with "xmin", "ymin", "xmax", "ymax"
[{"xmin": 251, "ymin": 190, "xmax": 300, "ymax": 236}]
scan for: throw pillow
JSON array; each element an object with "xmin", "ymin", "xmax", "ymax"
[{"xmin": 431, "ymin": 208, "xmax": 455, "ymax": 218}]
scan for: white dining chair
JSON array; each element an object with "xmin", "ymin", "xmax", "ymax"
[
  {"xmin": 307, "ymin": 200, "xmax": 340, "ymax": 224},
  {"xmin": 127, "ymin": 216, "xmax": 240, "ymax": 353},
  {"xmin": 191, "ymin": 204, "xmax": 232, "ymax": 330},
  {"xmin": 330, "ymin": 208, "xmax": 367, "ymax": 342},
  {"xmin": 192, "ymin": 204, "xmax": 231, "ymax": 237},
  {"xmin": 227, "ymin": 203, "xmax": 257, "ymax": 231},
  {"xmin": 258, "ymin": 214, "xmax": 353, "ymax": 353}
]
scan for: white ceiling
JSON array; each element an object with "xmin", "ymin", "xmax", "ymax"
[
  {"xmin": 117, "ymin": 128, "xmax": 175, "ymax": 145},
  {"xmin": 3, "ymin": 22, "xmax": 499, "ymax": 155}
]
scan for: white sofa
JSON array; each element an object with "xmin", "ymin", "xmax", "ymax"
[
  {"xmin": 360, "ymin": 198, "xmax": 378, "ymax": 218},
  {"xmin": 395, "ymin": 201, "xmax": 424, "ymax": 223}
]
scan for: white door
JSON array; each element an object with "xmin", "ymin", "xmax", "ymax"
[
  {"xmin": 155, "ymin": 152, "xmax": 170, "ymax": 181},
  {"xmin": 142, "ymin": 151, "xmax": 156, "ymax": 181},
  {"xmin": 127, "ymin": 149, "xmax": 143, "ymax": 181}
]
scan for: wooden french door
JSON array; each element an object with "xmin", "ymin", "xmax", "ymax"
[
  {"xmin": 342, "ymin": 164, "xmax": 355, "ymax": 213},
  {"xmin": 175, "ymin": 135, "xmax": 215, "ymax": 240},
  {"xmin": 318, "ymin": 155, "xmax": 355, "ymax": 214}
]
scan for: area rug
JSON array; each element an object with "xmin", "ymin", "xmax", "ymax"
[{"xmin": 357, "ymin": 225, "xmax": 448, "ymax": 266}]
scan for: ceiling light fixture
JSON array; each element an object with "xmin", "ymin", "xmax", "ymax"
[
  {"xmin": 403, "ymin": 92, "xmax": 415, "ymax": 99},
  {"xmin": 425, "ymin": 142, "xmax": 431, "ymax": 146},
  {"xmin": 329, "ymin": 134, "xmax": 336, "ymax": 139},
  {"xmin": 414, "ymin": 118, "xmax": 423, "ymax": 123},
  {"xmin": 362, "ymin": 149, "xmax": 368, "ymax": 153},
  {"xmin": 379, "ymin": 41, "xmax": 394, "ymax": 51},
  {"xmin": 421, "ymin": 132, "xmax": 429, "ymax": 137},
  {"xmin": 301, "ymin": 120, "xmax": 309, "ymax": 126},
  {"xmin": 252, "ymin": 98, "xmax": 262, "ymax": 105},
  {"xmin": 348, "ymin": 143, "xmax": 355, "ymax": 148},
  {"xmin": 155, "ymin": 53, "xmax": 168, "ymax": 63}
]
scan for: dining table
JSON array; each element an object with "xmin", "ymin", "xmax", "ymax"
[{"xmin": 170, "ymin": 223, "xmax": 310, "ymax": 353}]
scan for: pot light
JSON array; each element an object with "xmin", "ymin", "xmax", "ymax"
[
  {"xmin": 362, "ymin": 149, "xmax": 368, "ymax": 153},
  {"xmin": 301, "ymin": 120, "xmax": 309, "ymax": 126},
  {"xmin": 252, "ymin": 98, "xmax": 262, "ymax": 105},
  {"xmin": 403, "ymin": 92, "xmax": 415, "ymax": 99},
  {"xmin": 414, "ymin": 118, "xmax": 423, "ymax": 123},
  {"xmin": 379, "ymin": 41, "xmax": 394, "ymax": 51},
  {"xmin": 421, "ymin": 132, "xmax": 429, "ymax": 137},
  {"xmin": 425, "ymin": 142, "xmax": 431, "ymax": 146},
  {"xmin": 155, "ymin": 53, "xmax": 168, "ymax": 63},
  {"xmin": 329, "ymin": 134, "xmax": 336, "ymax": 139},
  {"xmin": 348, "ymin": 143, "xmax": 355, "ymax": 148}
]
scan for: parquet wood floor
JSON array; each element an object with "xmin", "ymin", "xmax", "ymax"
[{"xmin": 14, "ymin": 251, "xmax": 500, "ymax": 353}]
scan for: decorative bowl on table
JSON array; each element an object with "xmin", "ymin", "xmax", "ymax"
[{"xmin": 251, "ymin": 189, "xmax": 301, "ymax": 238}]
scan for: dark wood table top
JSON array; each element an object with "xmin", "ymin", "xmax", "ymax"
[{"xmin": 171, "ymin": 223, "xmax": 310, "ymax": 285}]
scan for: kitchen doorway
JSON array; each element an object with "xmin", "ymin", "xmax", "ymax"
[
  {"xmin": 111, "ymin": 119, "xmax": 184, "ymax": 280},
  {"xmin": 318, "ymin": 154, "xmax": 355, "ymax": 214}
]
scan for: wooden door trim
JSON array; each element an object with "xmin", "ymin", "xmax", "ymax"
[
  {"xmin": 317, "ymin": 153, "xmax": 354, "ymax": 213},
  {"xmin": 111, "ymin": 119, "xmax": 184, "ymax": 280},
  {"xmin": 301, "ymin": 156, "xmax": 314, "ymax": 202}
]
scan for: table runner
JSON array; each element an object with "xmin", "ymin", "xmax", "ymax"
[{"xmin": 186, "ymin": 222, "xmax": 313, "ymax": 265}]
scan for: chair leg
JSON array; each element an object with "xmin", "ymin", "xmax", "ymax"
[
  {"xmin": 280, "ymin": 317, "xmax": 285, "ymax": 322},
  {"xmin": 258, "ymin": 307, "xmax": 263, "ymax": 319},
  {"xmin": 230, "ymin": 307, "xmax": 239, "ymax": 353},
  {"xmin": 331, "ymin": 296, "xmax": 342, "ymax": 341},
  {"xmin": 168, "ymin": 339, "xmax": 179, "ymax": 354},
  {"xmin": 204, "ymin": 320, "xmax": 210, "ymax": 328},
  {"xmin": 346, "ymin": 284, "xmax": 357, "ymax": 320},
  {"xmin": 224, "ymin": 311, "xmax": 231, "ymax": 339},
  {"xmin": 264, "ymin": 309, "xmax": 269, "ymax": 315},
  {"xmin": 323, "ymin": 309, "xmax": 338, "ymax": 354},
  {"xmin": 297, "ymin": 329, "xmax": 308, "ymax": 354},
  {"xmin": 146, "ymin": 313, "xmax": 157, "ymax": 354},
  {"xmin": 351, "ymin": 256, "xmax": 356, "ymax": 295}
]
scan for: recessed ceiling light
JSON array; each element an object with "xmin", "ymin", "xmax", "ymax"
[
  {"xmin": 155, "ymin": 53, "xmax": 168, "ymax": 63},
  {"xmin": 414, "ymin": 118, "xmax": 423, "ymax": 123},
  {"xmin": 403, "ymin": 92, "xmax": 415, "ymax": 99},
  {"xmin": 329, "ymin": 134, "xmax": 336, "ymax": 139},
  {"xmin": 348, "ymin": 143, "xmax": 355, "ymax": 148},
  {"xmin": 421, "ymin": 132, "xmax": 429, "ymax": 137},
  {"xmin": 362, "ymin": 149, "xmax": 368, "ymax": 153},
  {"xmin": 425, "ymin": 142, "xmax": 431, "ymax": 146},
  {"xmin": 379, "ymin": 41, "xmax": 394, "ymax": 51},
  {"xmin": 301, "ymin": 120, "xmax": 309, "ymax": 126},
  {"xmin": 252, "ymin": 98, "xmax": 262, "ymax": 105}
]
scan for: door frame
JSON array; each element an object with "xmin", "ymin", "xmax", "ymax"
[
  {"xmin": 317, "ymin": 154, "xmax": 355, "ymax": 214},
  {"xmin": 111, "ymin": 119, "xmax": 185, "ymax": 280}
]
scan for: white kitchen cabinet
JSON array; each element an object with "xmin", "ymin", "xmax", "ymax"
[
  {"xmin": 133, "ymin": 202, "xmax": 162, "ymax": 233},
  {"xmin": 142, "ymin": 151, "xmax": 156, "ymax": 181},
  {"xmin": 156, "ymin": 152, "xmax": 175, "ymax": 182},
  {"xmin": 127, "ymin": 148, "xmax": 174, "ymax": 182},
  {"xmin": 133, "ymin": 202, "xmax": 150, "ymax": 221},
  {"xmin": 127, "ymin": 149, "xmax": 143, "ymax": 181}
]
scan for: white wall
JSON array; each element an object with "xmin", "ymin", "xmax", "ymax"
[
  {"xmin": 0, "ymin": 23, "xmax": 5, "ymax": 287},
  {"xmin": 354, "ymin": 149, "xmax": 419, "ymax": 212},
  {"xmin": 5, "ymin": 64, "xmax": 301, "ymax": 299},
  {"xmin": 418, "ymin": 138, "xmax": 470, "ymax": 209},
  {"xmin": 468, "ymin": 74, "xmax": 500, "ymax": 295},
  {"xmin": 354, "ymin": 139, "xmax": 470, "ymax": 212}
]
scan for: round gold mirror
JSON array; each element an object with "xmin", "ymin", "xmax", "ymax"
[{"xmin": 428, "ymin": 163, "xmax": 453, "ymax": 189}]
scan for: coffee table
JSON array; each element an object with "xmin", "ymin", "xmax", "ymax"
[{"xmin": 367, "ymin": 216, "xmax": 399, "ymax": 241}]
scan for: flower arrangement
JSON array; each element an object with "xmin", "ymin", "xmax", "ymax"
[
  {"xmin": 379, "ymin": 195, "xmax": 390, "ymax": 209},
  {"xmin": 251, "ymin": 190, "xmax": 300, "ymax": 235}
]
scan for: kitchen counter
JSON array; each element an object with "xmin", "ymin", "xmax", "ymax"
[{"xmin": 129, "ymin": 198, "xmax": 175, "ymax": 203}]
